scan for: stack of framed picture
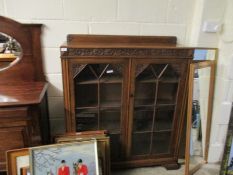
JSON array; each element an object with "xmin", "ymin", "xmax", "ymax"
[
  {"xmin": 6, "ymin": 131, "xmax": 110, "ymax": 175},
  {"xmin": 220, "ymin": 103, "xmax": 233, "ymax": 175}
]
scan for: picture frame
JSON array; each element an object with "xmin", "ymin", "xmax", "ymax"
[
  {"xmin": 55, "ymin": 131, "xmax": 110, "ymax": 175},
  {"xmin": 6, "ymin": 148, "xmax": 30, "ymax": 175},
  {"xmin": 220, "ymin": 103, "xmax": 233, "ymax": 175},
  {"xmin": 29, "ymin": 140, "xmax": 99, "ymax": 175},
  {"xmin": 20, "ymin": 166, "xmax": 30, "ymax": 175}
]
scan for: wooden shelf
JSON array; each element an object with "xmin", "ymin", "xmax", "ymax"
[
  {"xmin": 137, "ymin": 78, "xmax": 157, "ymax": 83},
  {"xmin": 76, "ymin": 79, "xmax": 98, "ymax": 84},
  {"xmin": 0, "ymin": 53, "xmax": 17, "ymax": 62},
  {"xmin": 133, "ymin": 130, "xmax": 172, "ymax": 134},
  {"xmin": 134, "ymin": 99, "xmax": 155, "ymax": 106},
  {"xmin": 156, "ymin": 104, "xmax": 175, "ymax": 110},
  {"xmin": 134, "ymin": 99, "xmax": 176, "ymax": 107},
  {"xmin": 76, "ymin": 114, "xmax": 97, "ymax": 118},
  {"xmin": 159, "ymin": 78, "xmax": 179, "ymax": 83},
  {"xmin": 77, "ymin": 77, "xmax": 123, "ymax": 84},
  {"xmin": 100, "ymin": 101, "xmax": 121, "ymax": 108},
  {"xmin": 157, "ymin": 100, "xmax": 176, "ymax": 106},
  {"xmin": 76, "ymin": 102, "xmax": 121, "ymax": 110},
  {"xmin": 133, "ymin": 131, "xmax": 152, "ymax": 134},
  {"xmin": 76, "ymin": 106, "xmax": 98, "ymax": 110},
  {"xmin": 154, "ymin": 129, "xmax": 172, "ymax": 133},
  {"xmin": 137, "ymin": 78, "xmax": 179, "ymax": 83},
  {"xmin": 109, "ymin": 132, "xmax": 121, "ymax": 135}
]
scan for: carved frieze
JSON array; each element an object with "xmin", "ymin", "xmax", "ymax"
[{"xmin": 62, "ymin": 48, "xmax": 193, "ymax": 58}]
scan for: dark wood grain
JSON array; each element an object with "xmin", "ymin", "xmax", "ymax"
[
  {"xmin": 0, "ymin": 82, "xmax": 47, "ymax": 107},
  {"xmin": 0, "ymin": 16, "xmax": 50, "ymax": 172},
  {"xmin": 67, "ymin": 34, "xmax": 177, "ymax": 45},
  {"xmin": 0, "ymin": 16, "xmax": 45, "ymax": 82}
]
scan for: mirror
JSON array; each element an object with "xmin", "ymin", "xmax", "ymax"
[
  {"xmin": 185, "ymin": 61, "xmax": 215, "ymax": 175},
  {"xmin": 0, "ymin": 32, "xmax": 22, "ymax": 71}
]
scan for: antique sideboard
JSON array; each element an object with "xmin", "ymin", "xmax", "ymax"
[{"xmin": 0, "ymin": 16, "xmax": 50, "ymax": 171}]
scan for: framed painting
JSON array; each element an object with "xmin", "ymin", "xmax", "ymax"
[
  {"xmin": 55, "ymin": 131, "xmax": 110, "ymax": 175},
  {"xmin": 29, "ymin": 140, "xmax": 99, "ymax": 175},
  {"xmin": 220, "ymin": 103, "xmax": 233, "ymax": 175},
  {"xmin": 6, "ymin": 148, "xmax": 29, "ymax": 175}
]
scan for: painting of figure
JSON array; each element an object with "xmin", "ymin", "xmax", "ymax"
[
  {"xmin": 220, "ymin": 104, "xmax": 233, "ymax": 175},
  {"xmin": 227, "ymin": 139, "xmax": 233, "ymax": 175},
  {"xmin": 30, "ymin": 140, "xmax": 99, "ymax": 175}
]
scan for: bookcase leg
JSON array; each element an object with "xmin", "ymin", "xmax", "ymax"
[{"xmin": 163, "ymin": 162, "xmax": 180, "ymax": 170}]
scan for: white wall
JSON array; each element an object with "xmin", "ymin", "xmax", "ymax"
[
  {"xmin": 0, "ymin": 0, "xmax": 232, "ymax": 163},
  {"xmin": 208, "ymin": 0, "xmax": 233, "ymax": 163},
  {"xmin": 183, "ymin": 0, "xmax": 233, "ymax": 163}
]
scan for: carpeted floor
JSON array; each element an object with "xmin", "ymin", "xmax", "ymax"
[{"xmin": 112, "ymin": 163, "xmax": 220, "ymax": 175}]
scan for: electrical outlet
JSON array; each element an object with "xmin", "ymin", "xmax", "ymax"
[{"xmin": 202, "ymin": 21, "xmax": 222, "ymax": 33}]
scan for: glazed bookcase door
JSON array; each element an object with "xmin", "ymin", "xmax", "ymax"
[
  {"xmin": 129, "ymin": 59, "xmax": 187, "ymax": 159},
  {"xmin": 69, "ymin": 59, "xmax": 129, "ymax": 161}
]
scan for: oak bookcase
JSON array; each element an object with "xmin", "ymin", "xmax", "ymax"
[{"xmin": 60, "ymin": 34, "xmax": 194, "ymax": 169}]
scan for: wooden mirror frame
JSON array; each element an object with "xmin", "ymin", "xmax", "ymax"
[
  {"xmin": 185, "ymin": 60, "xmax": 216, "ymax": 175},
  {"xmin": 0, "ymin": 16, "xmax": 45, "ymax": 83}
]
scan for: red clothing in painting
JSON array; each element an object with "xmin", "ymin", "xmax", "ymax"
[
  {"xmin": 58, "ymin": 166, "xmax": 70, "ymax": 175},
  {"xmin": 77, "ymin": 164, "xmax": 88, "ymax": 175}
]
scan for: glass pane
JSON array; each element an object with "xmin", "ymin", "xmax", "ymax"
[
  {"xmin": 100, "ymin": 83, "xmax": 122, "ymax": 107},
  {"xmin": 76, "ymin": 108, "xmax": 98, "ymax": 131},
  {"xmin": 136, "ymin": 65, "xmax": 155, "ymax": 81},
  {"xmin": 131, "ymin": 133, "xmax": 151, "ymax": 155},
  {"xmin": 160, "ymin": 65, "xmax": 179, "ymax": 81},
  {"xmin": 75, "ymin": 84, "xmax": 98, "ymax": 107},
  {"xmin": 0, "ymin": 32, "xmax": 23, "ymax": 71},
  {"xmin": 90, "ymin": 64, "xmax": 108, "ymax": 77},
  {"xmin": 154, "ymin": 106, "xmax": 174, "ymax": 131},
  {"xmin": 110, "ymin": 134, "xmax": 121, "ymax": 160},
  {"xmin": 134, "ymin": 83, "xmax": 156, "ymax": 106},
  {"xmin": 100, "ymin": 109, "xmax": 121, "ymax": 133},
  {"xmin": 101, "ymin": 64, "xmax": 123, "ymax": 81},
  {"xmin": 74, "ymin": 65, "xmax": 97, "ymax": 83},
  {"xmin": 157, "ymin": 82, "xmax": 178, "ymax": 104},
  {"xmin": 151, "ymin": 64, "xmax": 167, "ymax": 78},
  {"xmin": 133, "ymin": 107, "xmax": 154, "ymax": 132},
  {"xmin": 73, "ymin": 63, "xmax": 125, "ymax": 162},
  {"xmin": 152, "ymin": 132, "xmax": 171, "ymax": 154}
]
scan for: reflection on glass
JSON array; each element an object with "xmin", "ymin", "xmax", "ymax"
[
  {"xmin": 154, "ymin": 106, "xmax": 174, "ymax": 131},
  {"xmin": 131, "ymin": 63, "xmax": 179, "ymax": 156},
  {"xmin": 100, "ymin": 109, "xmax": 121, "ymax": 132},
  {"xmin": 110, "ymin": 134, "xmax": 121, "ymax": 160},
  {"xmin": 133, "ymin": 107, "xmax": 153, "ymax": 132},
  {"xmin": 0, "ymin": 32, "xmax": 22, "ymax": 70},
  {"xmin": 152, "ymin": 132, "xmax": 171, "ymax": 154},
  {"xmin": 74, "ymin": 63, "xmax": 124, "ymax": 160},
  {"xmin": 132, "ymin": 133, "xmax": 151, "ymax": 155}
]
